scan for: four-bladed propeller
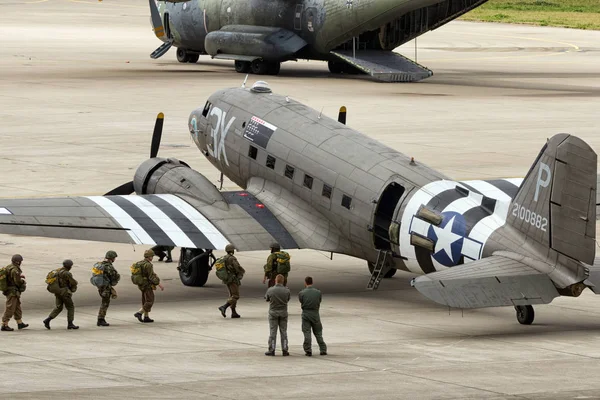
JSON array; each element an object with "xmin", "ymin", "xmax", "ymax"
[{"xmin": 103, "ymin": 112, "xmax": 164, "ymax": 196}]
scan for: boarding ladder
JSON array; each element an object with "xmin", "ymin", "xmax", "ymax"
[{"xmin": 367, "ymin": 250, "xmax": 393, "ymax": 290}]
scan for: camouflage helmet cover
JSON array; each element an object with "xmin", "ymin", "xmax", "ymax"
[
  {"xmin": 105, "ymin": 250, "xmax": 118, "ymax": 259},
  {"xmin": 225, "ymin": 244, "xmax": 235, "ymax": 253},
  {"xmin": 144, "ymin": 249, "xmax": 155, "ymax": 258},
  {"xmin": 270, "ymin": 242, "xmax": 280, "ymax": 250}
]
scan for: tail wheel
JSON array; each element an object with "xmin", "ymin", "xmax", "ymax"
[
  {"xmin": 515, "ymin": 305, "xmax": 535, "ymax": 325},
  {"xmin": 176, "ymin": 48, "xmax": 190, "ymax": 63},
  {"xmin": 235, "ymin": 60, "xmax": 251, "ymax": 73}
]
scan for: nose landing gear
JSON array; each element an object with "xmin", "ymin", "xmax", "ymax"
[{"xmin": 176, "ymin": 48, "xmax": 199, "ymax": 63}]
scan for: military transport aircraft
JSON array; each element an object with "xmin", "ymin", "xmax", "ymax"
[
  {"xmin": 0, "ymin": 81, "xmax": 598, "ymax": 325},
  {"xmin": 147, "ymin": 0, "xmax": 487, "ymax": 82}
]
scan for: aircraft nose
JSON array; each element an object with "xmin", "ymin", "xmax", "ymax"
[{"xmin": 188, "ymin": 109, "xmax": 201, "ymax": 137}]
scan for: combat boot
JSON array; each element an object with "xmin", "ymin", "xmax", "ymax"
[
  {"xmin": 265, "ymin": 351, "xmax": 275, "ymax": 356},
  {"xmin": 1, "ymin": 325, "xmax": 14, "ymax": 332},
  {"xmin": 17, "ymin": 323, "xmax": 29, "ymax": 330},
  {"xmin": 230, "ymin": 307, "xmax": 241, "ymax": 319},
  {"xmin": 97, "ymin": 318, "xmax": 110, "ymax": 327},
  {"xmin": 218, "ymin": 303, "xmax": 230, "ymax": 318},
  {"xmin": 165, "ymin": 257, "xmax": 173, "ymax": 263},
  {"xmin": 43, "ymin": 317, "xmax": 52, "ymax": 330},
  {"xmin": 68, "ymin": 322, "xmax": 79, "ymax": 330},
  {"xmin": 282, "ymin": 351, "xmax": 290, "ymax": 356},
  {"xmin": 134, "ymin": 312, "xmax": 143, "ymax": 322},
  {"xmin": 143, "ymin": 316, "xmax": 154, "ymax": 323}
]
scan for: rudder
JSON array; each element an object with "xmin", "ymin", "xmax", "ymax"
[{"xmin": 508, "ymin": 134, "xmax": 596, "ymax": 264}]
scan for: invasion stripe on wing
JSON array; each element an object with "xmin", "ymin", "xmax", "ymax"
[{"xmin": 86, "ymin": 196, "xmax": 150, "ymax": 245}]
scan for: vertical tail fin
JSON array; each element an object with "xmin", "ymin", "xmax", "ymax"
[{"xmin": 508, "ymin": 134, "xmax": 596, "ymax": 264}]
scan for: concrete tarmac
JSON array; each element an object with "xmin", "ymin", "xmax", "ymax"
[{"xmin": 1, "ymin": 1, "xmax": 600, "ymax": 399}]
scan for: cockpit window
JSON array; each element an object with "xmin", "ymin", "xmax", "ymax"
[{"xmin": 202, "ymin": 101, "xmax": 212, "ymax": 117}]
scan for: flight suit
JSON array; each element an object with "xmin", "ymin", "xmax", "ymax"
[
  {"xmin": 97, "ymin": 260, "xmax": 120, "ymax": 320},
  {"xmin": 49, "ymin": 267, "xmax": 78, "ymax": 323},
  {"xmin": 298, "ymin": 286, "xmax": 327, "ymax": 355},
  {"xmin": 264, "ymin": 253, "xmax": 288, "ymax": 287},
  {"xmin": 134, "ymin": 260, "xmax": 160, "ymax": 313},
  {"xmin": 225, "ymin": 254, "xmax": 245, "ymax": 308},
  {"xmin": 2, "ymin": 264, "xmax": 26, "ymax": 325},
  {"xmin": 265, "ymin": 283, "xmax": 291, "ymax": 353}
]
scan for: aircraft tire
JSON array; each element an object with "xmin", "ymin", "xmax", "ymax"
[
  {"xmin": 368, "ymin": 262, "xmax": 397, "ymax": 278},
  {"xmin": 515, "ymin": 305, "xmax": 535, "ymax": 325},
  {"xmin": 328, "ymin": 61, "xmax": 344, "ymax": 74},
  {"xmin": 176, "ymin": 48, "xmax": 190, "ymax": 63},
  {"xmin": 266, "ymin": 62, "xmax": 280, "ymax": 75},
  {"xmin": 178, "ymin": 248, "xmax": 213, "ymax": 287},
  {"xmin": 235, "ymin": 60, "xmax": 251, "ymax": 73},
  {"xmin": 250, "ymin": 59, "xmax": 268, "ymax": 75},
  {"xmin": 187, "ymin": 54, "xmax": 200, "ymax": 63}
]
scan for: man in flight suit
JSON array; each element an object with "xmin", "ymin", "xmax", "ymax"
[
  {"xmin": 298, "ymin": 276, "xmax": 327, "ymax": 356},
  {"xmin": 43, "ymin": 259, "xmax": 79, "ymax": 330},
  {"xmin": 265, "ymin": 274, "xmax": 290, "ymax": 356}
]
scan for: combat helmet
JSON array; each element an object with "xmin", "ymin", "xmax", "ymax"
[
  {"xmin": 105, "ymin": 250, "xmax": 118, "ymax": 259},
  {"xmin": 270, "ymin": 242, "xmax": 280, "ymax": 252},
  {"xmin": 11, "ymin": 254, "xmax": 23, "ymax": 265},
  {"xmin": 63, "ymin": 259, "xmax": 74, "ymax": 269},
  {"xmin": 225, "ymin": 244, "xmax": 235, "ymax": 253},
  {"xmin": 144, "ymin": 249, "xmax": 155, "ymax": 258}
]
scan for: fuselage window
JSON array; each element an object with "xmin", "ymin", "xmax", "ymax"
[
  {"xmin": 202, "ymin": 101, "xmax": 212, "ymax": 117},
  {"xmin": 342, "ymin": 195, "xmax": 352, "ymax": 209},
  {"xmin": 322, "ymin": 184, "xmax": 332, "ymax": 199},
  {"xmin": 285, "ymin": 165, "xmax": 295, "ymax": 179},
  {"xmin": 266, "ymin": 155, "xmax": 276, "ymax": 169},
  {"xmin": 248, "ymin": 145, "xmax": 258, "ymax": 160},
  {"xmin": 303, "ymin": 174, "xmax": 313, "ymax": 189}
]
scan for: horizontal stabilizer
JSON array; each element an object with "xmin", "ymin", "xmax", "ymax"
[
  {"xmin": 330, "ymin": 50, "xmax": 432, "ymax": 82},
  {"xmin": 411, "ymin": 254, "xmax": 560, "ymax": 308}
]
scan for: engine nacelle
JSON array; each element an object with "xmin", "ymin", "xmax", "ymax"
[
  {"xmin": 204, "ymin": 25, "xmax": 307, "ymax": 61},
  {"xmin": 133, "ymin": 158, "xmax": 227, "ymax": 208}
]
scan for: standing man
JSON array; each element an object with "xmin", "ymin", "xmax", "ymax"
[
  {"xmin": 265, "ymin": 274, "xmax": 290, "ymax": 356},
  {"xmin": 94, "ymin": 250, "xmax": 121, "ymax": 327},
  {"xmin": 132, "ymin": 249, "xmax": 164, "ymax": 323},
  {"xmin": 217, "ymin": 244, "xmax": 245, "ymax": 319},
  {"xmin": 1, "ymin": 254, "xmax": 28, "ymax": 331},
  {"xmin": 298, "ymin": 276, "xmax": 327, "ymax": 356},
  {"xmin": 43, "ymin": 259, "xmax": 79, "ymax": 330},
  {"xmin": 262, "ymin": 243, "xmax": 291, "ymax": 287}
]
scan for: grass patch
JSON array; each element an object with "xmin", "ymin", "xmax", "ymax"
[{"xmin": 461, "ymin": 0, "xmax": 600, "ymax": 29}]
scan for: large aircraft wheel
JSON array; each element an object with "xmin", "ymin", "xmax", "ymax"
[
  {"xmin": 368, "ymin": 261, "xmax": 397, "ymax": 278},
  {"xmin": 235, "ymin": 60, "xmax": 251, "ymax": 73},
  {"xmin": 515, "ymin": 305, "xmax": 535, "ymax": 325},
  {"xmin": 187, "ymin": 54, "xmax": 200, "ymax": 63},
  {"xmin": 176, "ymin": 48, "xmax": 190, "ymax": 63},
  {"xmin": 178, "ymin": 248, "xmax": 215, "ymax": 287},
  {"xmin": 250, "ymin": 59, "xmax": 268, "ymax": 75},
  {"xmin": 266, "ymin": 62, "xmax": 280, "ymax": 75},
  {"xmin": 328, "ymin": 61, "xmax": 344, "ymax": 74}
]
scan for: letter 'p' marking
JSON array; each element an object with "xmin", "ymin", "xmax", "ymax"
[{"xmin": 534, "ymin": 162, "xmax": 551, "ymax": 202}]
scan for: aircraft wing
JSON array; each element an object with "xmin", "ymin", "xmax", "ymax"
[
  {"xmin": 411, "ymin": 253, "xmax": 560, "ymax": 308},
  {"xmin": 0, "ymin": 192, "xmax": 298, "ymax": 251}
]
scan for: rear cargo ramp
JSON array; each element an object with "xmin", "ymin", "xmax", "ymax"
[{"xmin": 331, "ymin": 50, "xmax": 432, "ymax": 82}]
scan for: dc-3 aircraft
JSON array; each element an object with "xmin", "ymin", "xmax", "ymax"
[
  {"xmin": 0, "ymin": 81, "xmax": 598, "ymax": 325},
  {"xmin": 147, "ymin": 0, "xmax": 486, "ymax": 82}
]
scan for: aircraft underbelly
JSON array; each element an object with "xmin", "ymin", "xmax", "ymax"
[{"xmin": 400, "ymin": 178, "xmax": 524, "ymax": 275}]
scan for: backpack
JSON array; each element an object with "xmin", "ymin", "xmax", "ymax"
[
  {"xmin": 90, "ymin": 262, "xmax": 109, "ymax": 287},
  {"xmin": 0, "ymin": 266, "xmax": 8, "ymax": 292},
  {"xmin": 214, "ymin": 256, "xmax": 229, "ymax": 282},
  {"xmin": 45, "ymin": 269, "xmax": 62, "ymax": 294},
  {"xmin": 130, "ymin": 262, "xmax": 147, "ymax": 286},
  {"xmin": 275, "ymin": 251, "xmax": 291, "ymax": 274}
]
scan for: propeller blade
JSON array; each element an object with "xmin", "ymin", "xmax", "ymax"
[
  {"xmin": 104, "ymin": 181, "xmax": 135, "ymax": 196},
  {"xmin": 150, "ymin": 112, "xmax": 164, "ymax": 158},
  {"xmin": 338, "ymin": 106, "xmax": 347, "ymax": 125}
]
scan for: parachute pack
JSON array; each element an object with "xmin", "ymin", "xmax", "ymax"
[
  {"xmin": 214, "ymin": 256, "xmax": 229, "ymax": 282},
  {"xmin": 0, "ymin": 266, "xmax": 8, "ymax": 292},
  {"xmin": 90, "ymin": 262, "xmax": 108, "ymax": 287},
  {"xmin": 45, "ymin": 269, "xmax": 62, "ymax": 294},
  {"xmin": 275, "ymin": 251, "xmax": 291, "ymax": 274},
  {"xmin": 130, "ymin": 262, "xmax": 146, "ymax": 286}
]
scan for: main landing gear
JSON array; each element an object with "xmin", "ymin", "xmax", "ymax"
[
  {"xmin": 177, "ymin": 248, "xmax": 216, "ymax": 287},
  {"xmin": 514, "ymin": 305, "xmax": 535, "ymax": 325},
  {"xmin": 176, "ymin": 48, "xmax": 199, "ymax": 64},
  {"xmin": 234, "ymin": 59, "xmax": 280, "ymax": 75}
]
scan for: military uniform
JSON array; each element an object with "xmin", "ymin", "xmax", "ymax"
[
  {"xmin": 44, "ymin": 262, "xmax": 79, "ymax": 329},
  {"xmin": 133, "ymin": 251, "xmax": 161, "ymax": 323},
  {"xmin": 218, "ymin": 245, "xmax": 246, "ymax": 318},
  {"xmin": 264, "ymin": 253, "xmax": 288, "ymax": 287},
  {"xmin": 96, "ymin": 260, "xmax": 120, "ymax": 325},
  {"xmin": 298, "ymin": 286, "xmax": 327, "ymax": 356},
  {"xmin": 265, "ymin": 283, "xmax": 291, "ymax": 356},
  {"xmin": 151, "ymin": 245, "xmax": 174, "ymax": 262},
  {"xmin": 2, "ymin": 260, "xmax": 27, "ymax": 331}
]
